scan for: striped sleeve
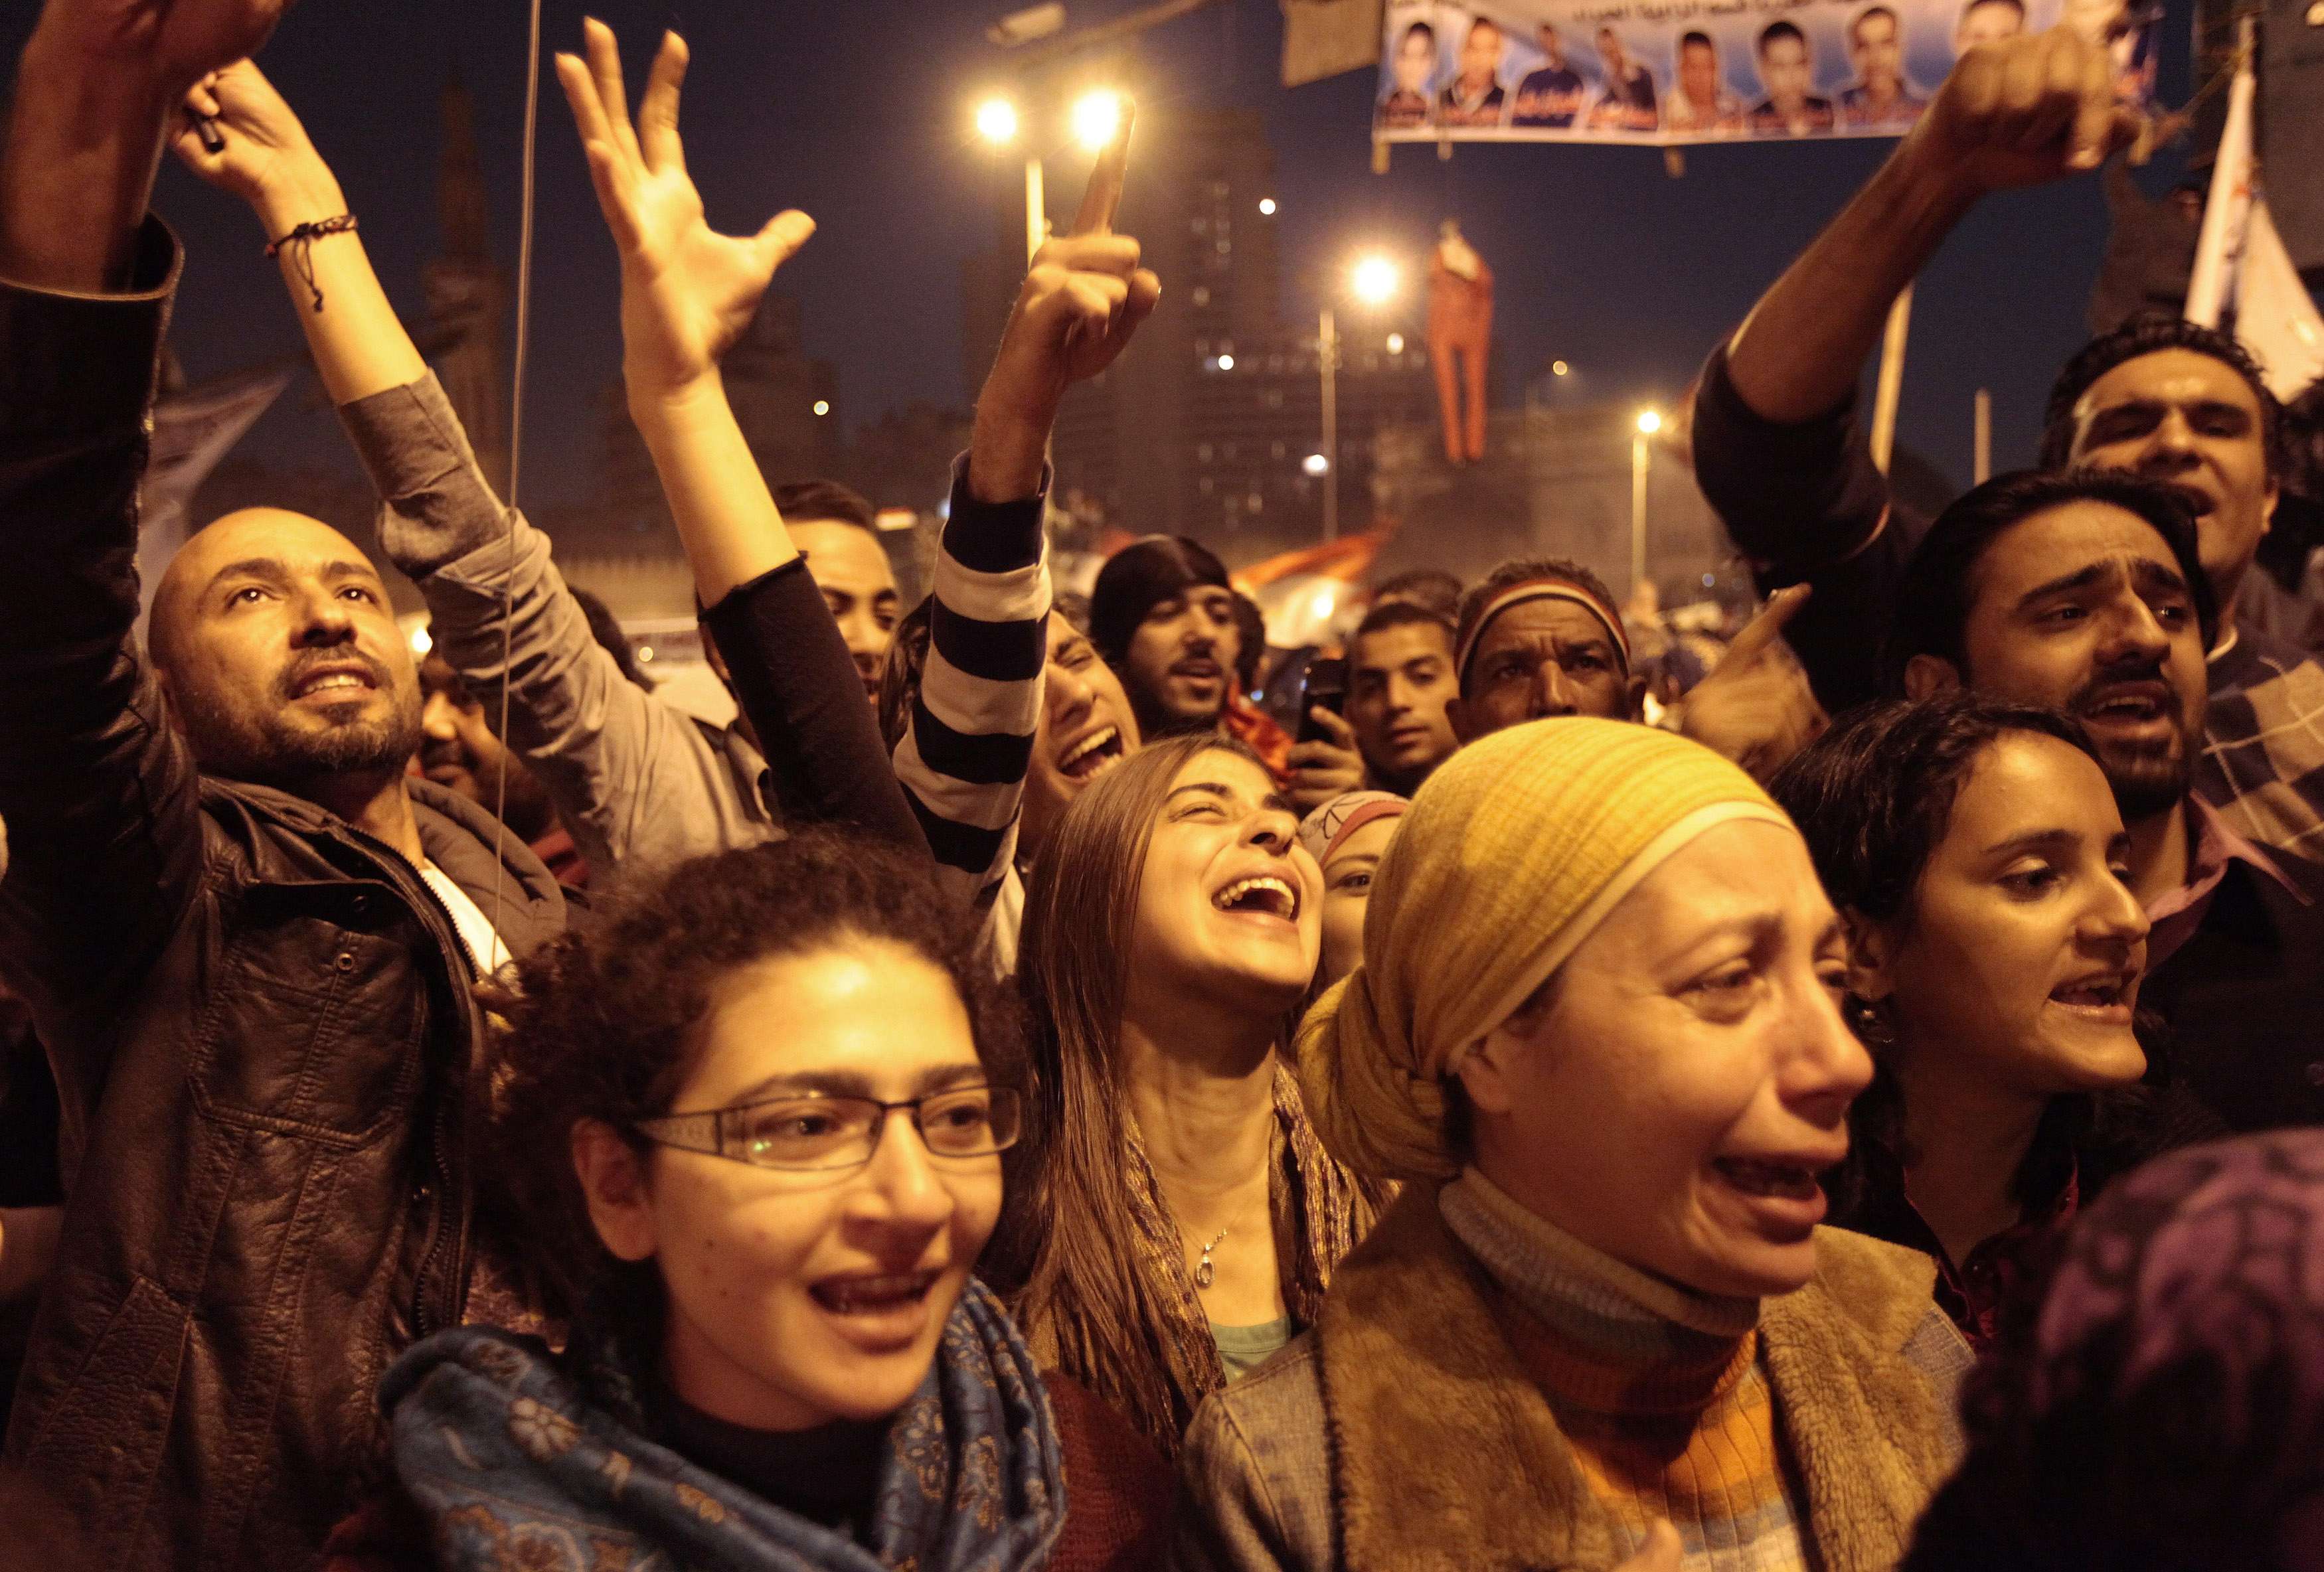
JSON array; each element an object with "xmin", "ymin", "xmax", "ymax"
[{"xmin": 894, "ymin": 456, "xmax": 1051, "ymax": 909}]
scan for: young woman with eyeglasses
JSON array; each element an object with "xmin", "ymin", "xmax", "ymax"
[{"xmin": 323, "ymin": 830, "xmax": 1169, "ymax": 1572}]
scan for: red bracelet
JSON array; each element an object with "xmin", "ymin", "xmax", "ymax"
[{"xmin": 266, "ymin": 214, "xmax": 360, "ymax": 313}]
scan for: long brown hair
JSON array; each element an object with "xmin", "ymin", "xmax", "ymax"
[{"xmin": 995, "ymin": 733, "xmax": 1380, "ymax": 1449}]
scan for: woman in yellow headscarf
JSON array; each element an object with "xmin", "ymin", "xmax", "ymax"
[{"xmin": 1172, "ymin": 719, "xmax": 1968, "ymax": 1572}]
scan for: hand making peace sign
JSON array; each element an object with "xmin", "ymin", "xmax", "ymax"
[{"xmin": 969, "ymin": 108, "xmax": 1163, "ymax": 501}]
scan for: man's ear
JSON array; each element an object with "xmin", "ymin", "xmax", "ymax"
[
  {"xmin": 571, "ymin": 1119, "xmax": 658, "ymax": 1264},
  {"xmin": 1447, "ymin": 692, "xmax": 1480, "ymax": 744},
  {"xmin": 1902, "ymin": 653, "xmax": 1963, "ymax": 702},
  {"xmin": 1623, "ymin": 672, "xmax": 1647, "ymax": 722}
]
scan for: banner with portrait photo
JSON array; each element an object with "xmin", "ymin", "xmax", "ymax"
[{"xmin": 1373, "ymin": 0, "xmax": 2158, "ymax": 146}]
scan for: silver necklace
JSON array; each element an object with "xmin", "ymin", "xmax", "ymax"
[{"xmin": 1195, "ymin": 1227, "xmax": 1228, "ymax": 1290}]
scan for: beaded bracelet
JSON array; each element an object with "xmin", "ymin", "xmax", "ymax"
[{"xmin": 265, "ymin": 214, "xmax": 360, "ymax": 313}]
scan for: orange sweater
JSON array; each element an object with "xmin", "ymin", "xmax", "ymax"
[{"xmin": 1443, "ymin": 1173, "xmax": 1810, "ymax": 1571}]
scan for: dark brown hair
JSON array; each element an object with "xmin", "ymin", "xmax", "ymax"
[
  {"xmin": 993, "ymin": 734, "xmax": 1280, "ymax": 1428},
  {"xmin": 481, "ymin": 829, "xmax": 1024, "ymax": 1336}
]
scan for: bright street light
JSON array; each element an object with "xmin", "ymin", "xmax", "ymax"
[
  {"xmin": 1349, "ymin": 254, "xmax": 1400, "ymax": 307},
  {"xmin": 1303, "ymin": 453, "xmax": 1330, "ymax": 477},
  {"xmin": 1215, "ymin": 353, "xmax": 1235, "ymax": 371},
  {"xmin": 1552, "ymin": 359, "xmax": 1570, "ymax": 376},
  {"xmin": 1386, "ymin": 332, "xmax": 1405, "ymax": 354},
  {"xmin": 813, "ymin": 400, "xmax": 831, "ymax": 417},
  {"xmin": 1258, "ymin": 197, "xmax": 1277, "ymax": 215},
  {"xmin": 1635, "ymin": 408, "xmax": 1663, "ymax": 435},
  {"xmin": 1070, "ymin": 89, "xmax": 1123, "ymax": 151},
  {"xmin": 975, "ymin": 97, "xmax": 1019, "ymax": 145}
]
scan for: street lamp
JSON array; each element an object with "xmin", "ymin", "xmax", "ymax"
[
  {"xmin": 1318, "ymin": 253, "xmax": 1402, "ymax": 544},
  {"xmin": 1349, "ymin": 254, "xmax": 1400, "ymax": 308},
  {"xmin": 974, "ymin": 94, "xmax": 1050, "ymax": 262},
  {"xmin": 1631, "ymin": 407, "xmax": 1663, "ymax": 597},
  {"xmin": 1071, "ymin": 88, "xmax": 1123, "ymax": 151},
  {"xmin": 975, "ymin": 96, "xmax": 1019, "ymax": 143}
]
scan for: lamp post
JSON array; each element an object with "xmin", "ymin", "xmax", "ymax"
[
  {"xmin": 1631, "ymin": 407, "xmax": 1661, "ymax": 597},
  {"xmin": 976, "ymin": 88, "xmax": 1120, "ymax": 262},
  {"xmin": 975, "ymin": 96, "xmax": 1044, "ymax": 262},
  {"xmin": 1318, "ymin": 254, "xmax": 1401, "ymax": 544}
]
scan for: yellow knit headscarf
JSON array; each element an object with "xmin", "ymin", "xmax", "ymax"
[{"xmin": 1296, "ymin": 718, "xmax": 1795, "ymax": 1186}]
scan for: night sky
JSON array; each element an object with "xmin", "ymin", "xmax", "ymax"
[{"xmin": 4, "ymin": 0, "xmax": 2199, "ymax": 514}]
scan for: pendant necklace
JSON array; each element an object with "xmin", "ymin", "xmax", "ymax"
[{"xmin": 1195, "ymin": 1227, "xmax": 1228, "ymax": 1290}]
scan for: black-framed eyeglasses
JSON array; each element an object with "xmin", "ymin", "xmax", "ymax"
[{"xmin": 633, "ymin": 1085, "xmax": 1024, "ymax": 1173}]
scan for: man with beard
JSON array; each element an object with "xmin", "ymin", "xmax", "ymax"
[
  {"xmin": 0, "ymin": 3, "xmax": 569, "ymax": 1564},
  {"xmin": 1890, "ymin": 469, "xmax": 2324, "ymax": 1132},
  {"xmin": 1693, "ymin": 23, "xmax": 2324, "ymax": 867}
]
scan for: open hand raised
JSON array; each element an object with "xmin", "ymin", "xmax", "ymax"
[{"xmin": 556, "ymin": 18, "xmax": 814, "ymax": 402}]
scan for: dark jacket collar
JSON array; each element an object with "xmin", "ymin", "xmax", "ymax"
[{"xmin": 202, "ymin": 773, "xmax": 566, "ymax": 959}]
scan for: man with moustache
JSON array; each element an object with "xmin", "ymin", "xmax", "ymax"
[
  {"xmin": 1694, "ymin": 23, "xmax": 2324, "ymax": 866},
  {"xmin": 0, "ymin": 4, "xmax": 568, "ymax": 1561},
  {"xmin": 1446, "ymin": 558, "xmax": 1645, "ymax": 742},
  {"xmin": 1091, "ymin": 535, "xmax": 1248, "ymax": 740},
  {"xmin": 1889, "ymin": 469, "xmax": 2324, "ymax": 1133}
]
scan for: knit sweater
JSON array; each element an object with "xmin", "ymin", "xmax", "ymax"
[{"xmin": 1441, "ymin": 1172, "xmax": 1809, "ymax": 1572}]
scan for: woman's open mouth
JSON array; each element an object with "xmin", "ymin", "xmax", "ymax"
[
  {"xmin": 1057, "ymin": 724, "xmax": 1125, "ymax": 782},
  {"xmin": 2050, "ymin": 970, "xmax": 2134, "ymax": 1022},
  {"xmin": 809, "ymin": 1270, "xmax": 942, "ymax": 1347},
  {"xmin": 1212, "ymin": 875, "xmax": 1300, "ymax": 922}
]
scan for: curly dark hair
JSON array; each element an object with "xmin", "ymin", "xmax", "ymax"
[
  {"xmin": 479, "ymin": 829, "xmax": 1025, "ymax": 1337},
  {"xmin": 2039, "ymin": 310, "xmax": 2284, "ymax": 479}
]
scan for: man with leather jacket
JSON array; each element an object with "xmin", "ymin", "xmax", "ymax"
[{"xmin": 0, "ymin": 3, "xmax": 565, "ymax": 1566}]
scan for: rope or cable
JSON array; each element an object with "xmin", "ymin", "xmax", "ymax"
[{"xmin": 486, "ymin": 0, "xmax": 546, "ymax": 955}]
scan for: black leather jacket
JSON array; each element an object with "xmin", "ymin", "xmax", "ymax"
[{"xmin": 0, "ymin": 222, "xmax": 564, "ymax": 1569}]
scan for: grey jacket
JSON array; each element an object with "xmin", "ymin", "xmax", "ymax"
[{"xmin": 340, "ymin": 376, "xmax": 776, "ymax": 873}]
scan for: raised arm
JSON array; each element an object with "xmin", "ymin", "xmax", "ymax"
[
  {"xmin": 1695, "ymin": 25, "xmax": 2135, "ymax": 713},
  {"xmin": 1724, "ymin": 25, "xmax": 2127, "ymax": 423},
  {"xmin": 893, "ymin": 111, "xmax": 1161, "ymax": 904},
  {"xmin": 0, "ymin": 0, "xmax": 281, "ymax": 1117},
  {"xmin": 170, "ymin": 61, "xmax": 422, "ymax": 402},
  {"xmin": 169, "ymin": 55, "xmax": 795, "ymax": 874},
  {"xmin": 557, "ymin": 21, "xmax": 922, "ymax": 854}
]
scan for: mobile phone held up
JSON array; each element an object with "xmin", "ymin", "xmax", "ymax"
[{"xmin": 1296, "ymin": 657, "xmax": 1348, "ymax": 746}]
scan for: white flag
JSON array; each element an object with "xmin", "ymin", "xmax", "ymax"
[
  {"xmin": 2185, "ymin": 18, "xmax": 2256, "ymax": 329},
  {"xmin": 2237, "ymin": 196, "xmax": 2324, "ymax": 399}
]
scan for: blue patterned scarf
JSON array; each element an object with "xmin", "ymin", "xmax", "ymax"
[{"xmin": 378, "ymin": 1279, "xmax": 1065, "ymax": 1571}]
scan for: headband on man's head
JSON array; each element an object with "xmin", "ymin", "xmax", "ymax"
[{"xmin": 1455, "ymin": 582, "xmax": 1631, "ymax": 689}]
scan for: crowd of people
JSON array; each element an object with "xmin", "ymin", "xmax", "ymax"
[{"xmin": 3, "ymin": 2, "xmax": 2323, "ymax": 1569}]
